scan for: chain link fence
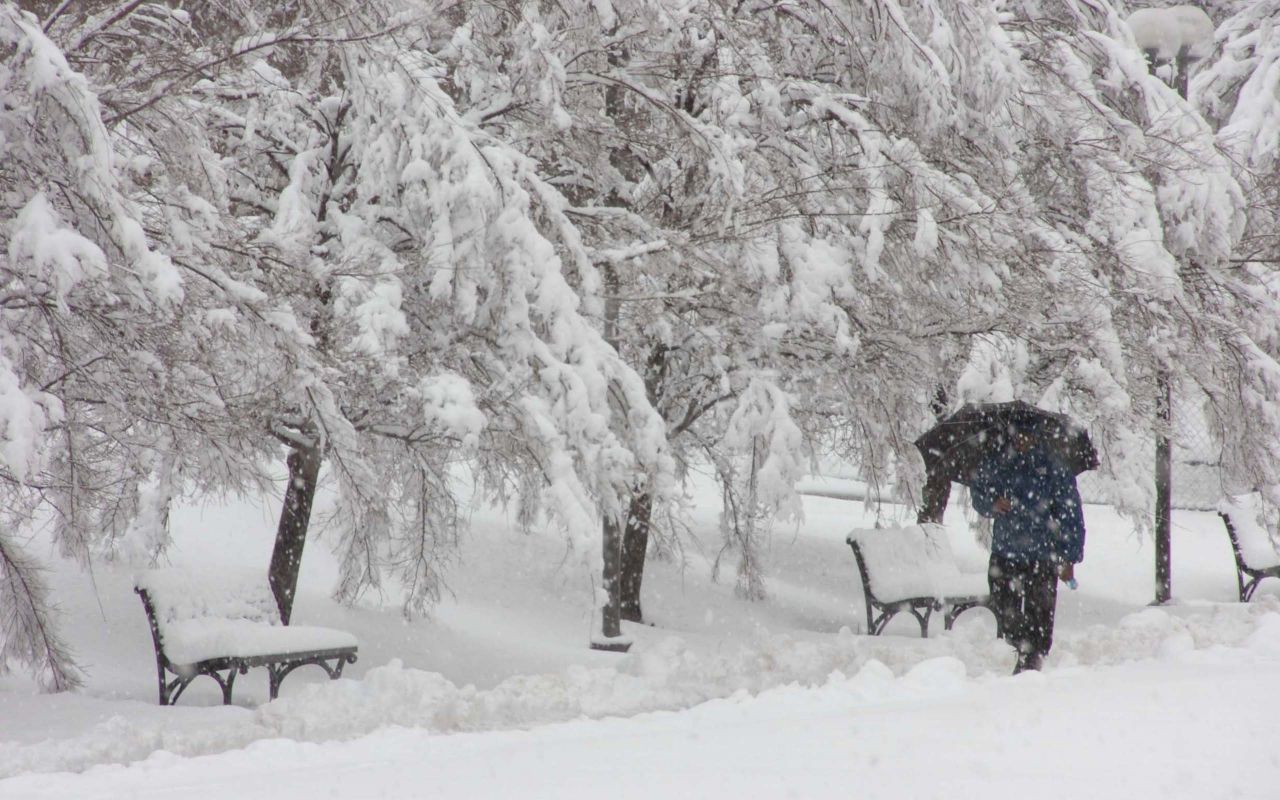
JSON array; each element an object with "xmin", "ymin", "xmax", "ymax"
[
  {"xmin": 1168, "ymin": 403, "xmax": 1228, "ymax": 512},
  {"xmin": 1073, "ymin": 393, "xmax": 1229, "ymax": 513}
]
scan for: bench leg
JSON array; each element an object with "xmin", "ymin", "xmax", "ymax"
[
  {"xmin": 908, "ymin": 606, "xmax": 932, "ymax": 638},
  {"xmin": 869, "ymin": 605, "xmax": 938, "ymax": 637},
  {"xmin": 266, "ymin": 660, "xmax": 305, "ymax": 700},
  {"xmin": 266, "ymin": 653, "xmax": 358, "ymax": 700},
  {"xmin": 167, "ymin": 674, "xmax": 201, "ymax": 705},
  {"xmin": 943, "ymin": 605, "xmax": 960, "ymax": 631},
  {"xmin": 197, "ymin": 666, "xmax": 240, "ymax": 705},
  {"xmin": 329, "ymin": 654, "xmax": 354, "ymax": 680},
  {"xmin": 162, "ymin": 666, "xmax": 241, "ymax": 706},
  {"xmin": 868, "ymin": 606, "xmax": 895, "ymax": 635},
  {"xmin": 1240, "ymin": 569, "xmax": 1280, "ymax": 602},
  {"xmin": 944, "ymin": 601, "xmax": 987, "ymax": 631},
  {"xmin": 268, "ymin": 665, "xmax": 283, "ymax": 701},
  {"xmin": 221, "ymin": 667, "xmax": 240, "ymax": 705},
  {"xmin": 1244, "ymin": 575, "xmax": 1262, "ymax": 603}
]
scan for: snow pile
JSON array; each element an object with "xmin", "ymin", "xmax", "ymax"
[
  {"xmin": 254, "ymin": 632, "xmax": 862, "ymax": 742},
  {"xmin": 1059, "ymin": 604, "xmax": 1275, "ymax": 667},
  {"xmin": 1244, "ymin": 613, "xmax": 1280, "ymax": 657},
  {"xmin": 0, "ymin": 715, "xmax": 266, "ymax": 780},
  {"xmin": 233, "ymin": 598, "xmax": 1280, "ymax": 740},
  {"xmin": 11, "ymin": 647, "xmax": 1280, "ymax": 800},
  {"xmin": 5, "ymin": 599, "xmax": 1279, "ymax": 778}
]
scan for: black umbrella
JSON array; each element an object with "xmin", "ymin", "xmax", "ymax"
[{"xmin": 914, "ymin": 400, "xmax": 1099, "ymax": 485}]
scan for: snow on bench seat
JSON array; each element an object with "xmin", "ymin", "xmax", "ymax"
[
  {"xmin": 159, "ymin": 618, "xmax": 357, "ymax": 667},
  {"xmin": 845, "ymin": 524, "xmax": 989, "ymax": 637},
  {"xmin": 847, "ymin": 525, "xmax": 989, "ymax": 601},
  {"xmin": 134, "ymin": 567, "xmax": 358, "ymax": 705},
  {"xmin": 1217, "ymin": 494, "xmax": 1280, "ymax": 602}
]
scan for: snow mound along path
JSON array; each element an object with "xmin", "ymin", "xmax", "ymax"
[{"xmin": 4, "ymin": 598, "xmax": 1280, "ymax": 779}]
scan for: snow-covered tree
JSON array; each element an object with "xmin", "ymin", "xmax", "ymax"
[
  {"xmin": 0, "ymin": 4, "xmax": 250, "ymax": 689},
  {"xmin": 9, "ymin": 0, "xmax": 1280, "ymax": 688},
  {"xmin": 927, "ymin": 0, "xmax": 1280, "ymax": 527},
  {"xmin": 424, "ymin": 0, "xmax": 1280, "ymax": 609},
  {"xmin": 117, "ymin": 1, "xmax": 676, "ymax": 631},
  {"xmin": 3, "ymin": 0, "xmax": 675, "ymax": 680},
  {"xmin": 1192, "ymin": 0, "xmax": 1280, "ymax": 495}
]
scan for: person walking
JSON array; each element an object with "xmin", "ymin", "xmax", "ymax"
[{"xmin": 971, "ymin": 427, "xmax": 1086, "ymax": 674}]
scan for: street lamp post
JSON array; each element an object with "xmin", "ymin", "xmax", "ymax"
[{"xmin": 1124, "ymin": 4, "xmax": 1215, "ymax": 606}]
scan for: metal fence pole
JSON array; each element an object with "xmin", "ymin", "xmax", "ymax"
[
  {"xmin": 1155, "ymin": 372, "xmax": 1173, "ymax": 604},
  {"xmin": 1148, "ymin": 49, "xmax": 1192, "ymax": 606}
]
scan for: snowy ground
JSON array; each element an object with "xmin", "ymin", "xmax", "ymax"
[{"xmin": 3, "ymin": 470, "xmax": 1280, "ymax": 798}]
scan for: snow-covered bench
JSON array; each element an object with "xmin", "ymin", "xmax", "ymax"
[
  {"xmin": 1217, "ymin": 495, "xmax": 1280, "ymax": 602},
  {"xmin": 134, "ymin": 568, "xmax": 358, "ymax": 705},
  {"xmin": 846, "ymin": 524, "xmax": 989, "ymax": 637}
]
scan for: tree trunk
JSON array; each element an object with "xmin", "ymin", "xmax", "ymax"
[
  {"xmin": 593, "ymin": 514, "xmax": 631, "ymax": 651},
  {"xmin": 589, "ymin": 31, "xmax": 640, "ymax": 652},
  {"xmin": 619, "ymin": 491, "xmax": 653, "ymax": 622},
  {"xmin": 619, "ymin": 342, "xmax": 667, "ymax": 624},
  {"xmin": 268, "ymin": 444, "xmax": 322, "ymax": 625},
  {"xmin": 917, "ymin": 469, "xmax": 952, "ymax": 525},
  {"xmin": 1148, "ymin": 35, "xmax": 1187, "ymax": 609},
  {"xmin": 1154, "ymin": 371, "xmax": 1172, "ymax": 605},
  {"xmin": 918, "ymin": 385, "xmax": 952, "ymax": 524}
]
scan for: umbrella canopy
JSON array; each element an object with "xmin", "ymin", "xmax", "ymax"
[{"xmin": 914, "ymin": 400, "xmax": 1099, "ymax": 485}]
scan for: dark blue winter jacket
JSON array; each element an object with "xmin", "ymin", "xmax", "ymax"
[{"xmin": 970, "ymin": 444, "xmax": 1086, "ymax": 563}]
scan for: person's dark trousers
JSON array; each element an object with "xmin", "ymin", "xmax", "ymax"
[{"xmin": 988, "ymin": 553, "xmax": 1059, "ymax": 670}]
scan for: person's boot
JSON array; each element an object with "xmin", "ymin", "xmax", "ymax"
[{"xmin": 1013, "ymin": 652, "xmax": 1044, "ymax": 674}]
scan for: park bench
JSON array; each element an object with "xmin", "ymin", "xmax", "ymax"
[
  {"xmin": 134, "ymin": 568, "xmax": 358, "ymax": 706},
  {"xmin": 846, "ymin": 524, "xmax": 989, "ymax": 637},
  {"xmin": 1217, "ymin": 494, "xmax": 1280, "ymax": 602}
]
